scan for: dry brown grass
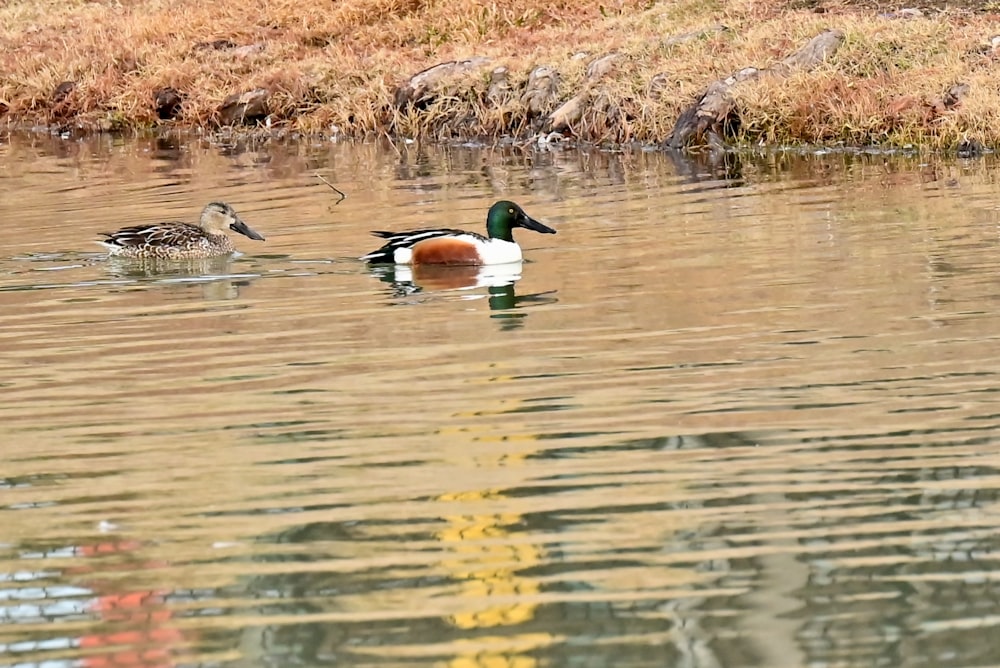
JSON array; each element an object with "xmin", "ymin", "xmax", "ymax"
[{"xmin": 1, "ymin": 0, "xmax": 999, "ymax": 149}]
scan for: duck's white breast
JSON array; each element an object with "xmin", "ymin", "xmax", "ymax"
[{"xmin": 475, "ymin": 238, "xmax": 522, "ymax": 265}]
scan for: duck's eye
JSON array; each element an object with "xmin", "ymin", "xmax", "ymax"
[{"xmin": 508, "ymin": 208, "xmax": 514, "ymax": 214}]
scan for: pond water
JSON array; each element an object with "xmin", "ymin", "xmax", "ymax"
[{"xmin": 2, "ymin": 132, "xmax": 1000, "ymax": 668}]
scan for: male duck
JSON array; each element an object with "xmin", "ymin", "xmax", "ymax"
[
  {"xmin": 361, "ymin": 200, "xmax": 555, "ymax": 266},
  {"xmin": 98, "ymin": 202, "xmax": 265, "ymax": 259}
]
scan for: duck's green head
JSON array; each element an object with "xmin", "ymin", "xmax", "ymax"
[{"xmin": 486, "ymin": 200, "xmax": 556, "ymax": 242}]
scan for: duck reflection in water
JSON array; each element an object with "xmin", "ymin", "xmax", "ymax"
[
  {"xmin": 103, "ymin": 254, "xmax": 259, "ymax": 300},
  {"xmin": 378, "ymin": 261, "xmax": 522, "ymax": 295},
  {"xmin": 369, "ymin": 261, "xmax": 557, "ymax": 329}
]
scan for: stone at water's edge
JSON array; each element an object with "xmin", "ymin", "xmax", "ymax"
[
  {"xmin": 49, "ymin": 81, "xmax": 77, "ymax": 123},
  {"xmin": 520, "ymin": 65, "xmax": 560, "ymax": 117},
  {"xmin": 393, "ymin": 57, "xmax": 492, "ymax": 109},
  {"xmin": 545, "ymin": 53, "xmax": 620, "ymax": 134},
  {"xmin": 217, "ymin": 88, "xmax": 269, "ymax": 126},
  {"xmin": 667, "ymin": 28, "xmax": 846, "ymax": 149},
  {"xmin": 546, "ymin": 92, "xmax": 590, "ymax": 134},
  {"xmin": 51, "ymin": 81, "xmax": 76, "ymax": 104},
  {"xmin": 487, "ymin": 67, "xmax": 512, "ymax": 105},
  {"xmin": 154, "ymin": 88, "xmax": 183, "ymax": 120}
]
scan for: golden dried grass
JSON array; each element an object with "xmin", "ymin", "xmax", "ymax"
[{"xmin": 0, "ymin": 0, "xmax": 998, "ymax": 149}]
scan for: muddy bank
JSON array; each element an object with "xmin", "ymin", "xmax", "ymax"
[{"xmin": 1, "ymin": 1, "xmax": 998, "ymax": 151}]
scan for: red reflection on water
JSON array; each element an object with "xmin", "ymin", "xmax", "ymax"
[{"xmin": 71, "ymin": 539, "xmax": 186, "ymax": 668}]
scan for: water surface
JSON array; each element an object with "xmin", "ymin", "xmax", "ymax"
[{"xmin": 2, "ymin": 134, "xmax": 1000, "ymax": 667}]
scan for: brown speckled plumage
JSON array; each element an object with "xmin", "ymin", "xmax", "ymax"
[{"xmin": 98, "ymin": 202, "xmax": 265, "ymax": 259}]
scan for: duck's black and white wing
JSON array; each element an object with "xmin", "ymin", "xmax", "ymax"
[{"xmin": 360, "ymin": 228, "xmax": 483, "ymax": 263}]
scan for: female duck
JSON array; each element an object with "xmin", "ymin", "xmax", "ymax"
[
  {"xmin": 98, "ymin": 202, "xmax": 265, "ymax": 259},
  {"xmin": 361, "ymin": 200, "xmax": 555, "ymax": 266}
]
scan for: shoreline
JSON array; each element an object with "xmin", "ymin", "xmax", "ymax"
[{"xmin": 2, "ymin": 1, "xmax": 999, "ymax": 152}]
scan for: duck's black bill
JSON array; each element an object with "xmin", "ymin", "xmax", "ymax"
[
  {"xmin": 231, "ymin": 219, "xmax": 266, "ymax": 241},
  {"xmin": 518, "ymin": 215, "xmax": 557, "ymax": 235}
]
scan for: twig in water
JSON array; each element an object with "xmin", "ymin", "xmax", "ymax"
[{"xmin": 315, "ymin": 174, "xmax": 346, "ymax": 204}]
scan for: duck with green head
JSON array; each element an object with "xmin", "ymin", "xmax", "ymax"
[{"xmin": 361, "ymin": 200, "xmax": 556, "ymax": 265}]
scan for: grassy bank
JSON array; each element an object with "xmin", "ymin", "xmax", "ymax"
[{"xmin": 1, "ymin": 0, "xmax": 999, "ymax": 150}]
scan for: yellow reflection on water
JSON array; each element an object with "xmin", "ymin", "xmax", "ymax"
[
  {"xmin": 438, "ymin": 491, "xmax": 540, "ymax": 630},
  {"xmin": 435, "ymin": 424, "xmax": 549, "ymax": 668}
]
